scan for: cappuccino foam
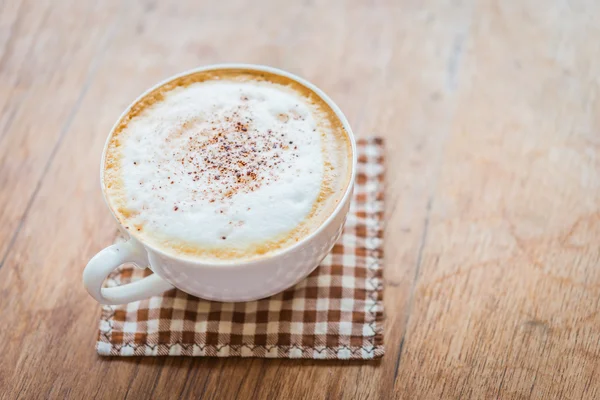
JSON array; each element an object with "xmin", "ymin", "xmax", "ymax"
[{"xmin": 104, "ymin": 69, "xmax": 352, "ymax": 261}]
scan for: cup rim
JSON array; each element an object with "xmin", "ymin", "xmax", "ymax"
[{"xmin": 100, "ymin": 63, "xmax": 358, "ymax": 267}]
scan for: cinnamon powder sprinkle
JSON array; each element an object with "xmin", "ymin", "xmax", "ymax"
[{"xmin": 151, "ymin": 104, "xmax": 297, "ymax": 205}]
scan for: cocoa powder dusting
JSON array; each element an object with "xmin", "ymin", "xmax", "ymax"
[{"xmin": 152, "ymin": 105, "xmax": 295, "ymax": 206}]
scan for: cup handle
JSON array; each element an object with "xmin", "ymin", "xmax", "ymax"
[{"xmin": 83, "ymin": 240, "xmax": 174, "ymax": 305}]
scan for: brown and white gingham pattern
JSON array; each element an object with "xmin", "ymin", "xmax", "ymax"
[{"xmin": 97, "ymin": 137, "xmax": 384, "ymax": 359}]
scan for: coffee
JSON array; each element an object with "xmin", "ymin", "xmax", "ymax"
[{"xmin": 103, "ymin": 69, "xmax": 352, "ymax": 261}]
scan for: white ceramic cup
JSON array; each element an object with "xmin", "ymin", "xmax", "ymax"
[{"xmin": 83, "ymin": 64, "xmax": 357, "ymax": 305}]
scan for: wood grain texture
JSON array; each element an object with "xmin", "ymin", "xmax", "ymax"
[{"xmin": 0, "ymin": 0, "xmax": 598, "ymax": 399}]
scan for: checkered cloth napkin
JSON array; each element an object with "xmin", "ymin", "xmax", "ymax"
[{"xmin": 97, "ymin": 137, "xmax": 384, "ymax": 359}]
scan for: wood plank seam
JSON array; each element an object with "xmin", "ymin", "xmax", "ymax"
[
  {"xmin": 148, "ymin": 367, "xmax": 166, "ymax": 399},
  {"xmin": 0, "ymin": 0, "xmax": 26, "ymax": 68},
  {"xmin": 0, "ymin": 4, "xmax": 52, "ymax": 144},
  {"xmin": 0, "ymin": 3, "xmax": 124, "ymax": 271},
  {"xmin": 392, "ymin": 9, "xmax": 473, "ymax": 387},
  {"xmin": 175, "ymin": 364, "xmax": 194, "ymax": 399},
  {"xmin": 393, "ymin": 196, "xmax": 433, "ymax": 381}
]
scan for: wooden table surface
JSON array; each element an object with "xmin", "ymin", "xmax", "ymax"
[{"xmin": 1, "ymin": 0, "xmax": 599, "ymax": 399}]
